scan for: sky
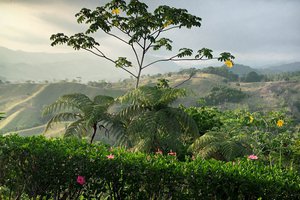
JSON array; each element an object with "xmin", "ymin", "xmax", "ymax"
[{"xmin": 1, "ymin": 0, "xmax": 300, "ymax": 67}]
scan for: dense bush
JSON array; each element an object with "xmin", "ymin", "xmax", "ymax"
[
  {"xmin": 201, "ymin": 66, "xmax": 239, "ymax": 81},
  {"xmin": 201, "ymin": 86, "xmax": 247, "ymax": 106},
  {"xmin": 182, "ymin": 106, "xmax": 223, "ymax": 135},
  {"xmin": 0, "ymin": 135, "xmax": 299, "ymax": 199}
]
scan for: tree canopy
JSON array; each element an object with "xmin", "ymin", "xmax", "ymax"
[{"xmin": 51, "ymin": 0, "xmax": 234, "ymax": 88}]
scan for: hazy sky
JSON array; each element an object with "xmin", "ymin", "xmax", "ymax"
[{"xmin": 1, "ymin": 0, "xmax": 300, "ymax": 67}]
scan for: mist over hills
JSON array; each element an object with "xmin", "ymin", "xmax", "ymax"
[
  {"xmin": 1, "ymin": 46, "xmax": 299, "ymax": 83},
  {"xmin": 0, "ymin": 46, "xmax": 182, "ymax": 83}
]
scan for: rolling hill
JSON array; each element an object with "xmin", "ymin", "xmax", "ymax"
[
  {"xmin": 0, "ymin": 71, "xmax": 299, "ymax": 137},
  {"xmin": 0, "ymin": 82, "xmax": 126, "ymax": 136}
]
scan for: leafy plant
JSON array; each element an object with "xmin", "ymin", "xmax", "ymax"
[
  {"xmin": 116, "ymin": 86, "xmax": 199, "ymax": 156},
  {"xmin": 201, "ymin": 85, "xmax": 247, "ymax": 106},
  {"xmin": 50, "ymin": 0, "xmax": 234, "ymax": 88},
  {"xmin": 182, "ymin": 106, "xmax": 223, "ymax": 135},
  {"xmin": 189, "ymin": 127, "xmax": 251, "ymax": 161},
  {"xmin": 0, "ymin": 135, "xmax": 299, "ymax": 199},
  {"xmin": 43, "ymin": 93, "xmax": 115, "ymax": 143}
]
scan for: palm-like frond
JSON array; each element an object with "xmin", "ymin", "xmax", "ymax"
[
  {"xmin": 93, "ymin": 95, "xmax": 114, "ymax": 105},
  {"xmin": 118, "ymin": 86, "xmax": 186, "ymax": 107},
  {"xmin": 44, "ymin": 112, "xmax": 80, "ymax": 132},
  {"xmin": 115, "ymin": 86, "xmax": 198, "ymax": 153},
  {"xmin": 43, "ymin": 93, "xmax": 116, "ymax": 142},
  {"xmin": 190, "ymin": 129, "xmax": 250, "ymax": 161},
  {"xmin": 159, "ymin": 88, "xmax": 186, "ymax": 105},
  {"xmin": 64, "ymin": 119, "xmax": 88, "ymax": 138},
  {"xmin": 42, "ymin": 93, "xmax": 93, "ymax": 116}
]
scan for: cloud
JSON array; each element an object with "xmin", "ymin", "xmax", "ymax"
[{"xmin": 0, "ymin": 0, "xmax": 299, "ymax": 66}]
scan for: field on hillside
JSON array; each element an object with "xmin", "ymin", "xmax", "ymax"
[
  {"xmin": 0, "ymin": 82, "xmax": 125, "ymax": 136},
  {"xmin": 0, "ymin": 72, "xmax": 299, "ymax": 136}
]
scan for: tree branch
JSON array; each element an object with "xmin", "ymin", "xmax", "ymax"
[
  {"xmin": 174, "ymin": 72, "xmax": 196, "ymax": 88},
  {"xmin": 106, "ymin": 20, "xmax": 144, "ymax": 49},
  {"xmin": 143, "ymin": 55, "xmax": 218, "ymax": 70},
  {"xmin": 142, "ymin": 55, "xmax": 178, "ymax": 69},
  {"xmin": 131, "ymin": 44, "xmax": 141, "ymax": 67},
  {"xmin": 161, "ymin": 25, "xmax": 181, "ymax": 33},
  {"xmin": 104, "ymin": 31, "xmax": 130, "ymax": 45},
  {"xmin": 83, "ymin": 47, "xmax": 137, "ymax": 78}
]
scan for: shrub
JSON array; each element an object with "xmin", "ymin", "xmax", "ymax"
[
  {"xmin": 182, "ymin": 106, "xmax": 223, "ymax": 135},
  {"xmin": 202, "ymin": 86, "xmax": 247, "ymax": 106},
  {"xmin": 0, "ymin": 135, "xmax": 299, "ymax": 199}
]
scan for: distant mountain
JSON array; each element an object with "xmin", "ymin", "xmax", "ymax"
[
  {"xmin": 0, "ymin": 46, "xmax": 129, "ymax": 82},
  {"xmin": 0, "ymin": 46, "xmax": 183, "ymax": 83},
  {"xmin": 227, "ymin": 62, "xmax": 300, "ymax": 77},
  {"xmin": 258, "ymin": 62, "xmax": 300, "ymax": 74}
]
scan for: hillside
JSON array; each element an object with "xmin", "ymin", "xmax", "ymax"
[
  {"xmin": 259, "ymin": 62, "xmax": 300, "ymax": 74},
  {"xmin": 1, "ymin": 72, "xmax": 299, "ymax": 137},
  {"xmin": 0, "ymin": 82, "xmax": 125, "ymax": 136}
]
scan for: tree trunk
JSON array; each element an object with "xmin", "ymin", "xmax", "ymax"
[{"xmin": 90, "ymin": 124, "xmax": 97, "ymax": 144}]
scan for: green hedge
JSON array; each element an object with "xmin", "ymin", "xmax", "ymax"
[{"xmin": 0, "ymin": 135, "xmax": 299, "ymax": 199}]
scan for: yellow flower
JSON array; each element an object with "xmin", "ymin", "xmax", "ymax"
[
  {"xmin": 163, "ymin": 20, "xmax": 173, "ymax": 28},
  {"xmin": 111, "ymin": 8, "xmax": 120, "ymax": 15},
  {"xmin": 225, "ymin": 60, "xmax": 233, "ymax": 68},
  {"xmin": 249, "ymin": 116, "xmax": 254, "ymax": 123},
  {"xmin": 276, "ymin": 119, "xmax": 284, "ymax": 127}
]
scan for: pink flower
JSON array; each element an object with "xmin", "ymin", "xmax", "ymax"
[
  {"xmin": 77, "ymin": 176, "xmax": 85, "ymax": 185},
  {"xmin": 168, "ymin": 150, "xmax": 177, "ymax": 156},
  {"xmin": 248, "ymin": 154, "xmax": 258, "ymax": 160},
  {"xmin": 107, "ymin": 154, "xmax": 115, "ymax": 159},
  {"xmin": 155, "ymin": 148, "xmax": 163, "ymax": 155}
]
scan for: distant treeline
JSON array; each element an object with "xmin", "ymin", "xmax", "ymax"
[{"xmin": 177, "ymin": 67, "xmax": 300, "ymax": 83}]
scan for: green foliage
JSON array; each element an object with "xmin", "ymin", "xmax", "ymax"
[
  {"xmin": 0, "ymin": 113, "xmax": 4, "ymax": 121},
  {"xmin": 182, "ymin": 106, "xmax": 223, "ymax": 135},
  {"xmin": 116, "ymin": 86, "xmax": 198, "ymax": 156},
  {"xmin": 202, "ymin": 85, "xmax": 247, "ymax": 105},
  {"xmin": 43, "ymin": 93, "xmax": 115, "ymax": 143},
  {"xmin": 189, "ymin": 127, "xmax": 251, "ymax": 161},
  {"xmin": 0, "ymin": 135, "xmax": 299, "ymax": 199},
  {"xmin": 186, "ymin": 107, "xmax": 299, "ymax": 164},
  {"xmin": 201, "ymin": 66, "xmax": 239, "ymax": 81},
  {"xmin": 50, "ymin": 0, "xmax": 234, "ymax": 88},
  {"xmin": 242, "ymin": 71, "xmax": 264, "ymax": 82},
  {"xmin": 156, "ymin": 78, "xmax": 170, "ymax": 88}
]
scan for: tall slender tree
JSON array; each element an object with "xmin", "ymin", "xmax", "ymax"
[{"xmin": 51, "ymin": 0, "xmax": 234, "ymax": 88}]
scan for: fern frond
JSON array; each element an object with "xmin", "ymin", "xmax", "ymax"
[
  {"xmin": 42, "ymin": 93, "xmax": 92, "ymax": 116},
  {"xmin": 159, "ymin": 88, "xmax": 186, "ymax": 105},
  {"xmin": 118, "ymin": 105, "xmax": 148, "ymax": 119},
  {"xmin": 44, "ymin": 112, "xmax": 79, "ymax": 132},
  {"xmin": 93, "ymin": 95, "xmax": 114, "ymax": 105},
  {"xmin": 64, "ymin": 119, "xmax": 88, "ymax": 138}
]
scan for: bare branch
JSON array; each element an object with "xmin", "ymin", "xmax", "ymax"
[
  {"xmin": 83, "ymin": 47, "xmax": 137, "ymax": 78},
  {"xmin": 174, "ymin": 72, "xmax": 196, "ymax": 88},
  {"xmin": 131, "ymin": 44, "xmax": 141, "ymax": 67},
  {"xmin": 104, "ymin": 31, "xmax": 130, "ymax": 45},
  {"xmin": 142, "ymin": 55, "xmax": 178, "ymax": 69},
  {"xmin": 161, "ymin": 25, "xmax": 181, "ymax": 33},
  {"xmin": 171, "ymin": 57, "xmax": 218, "ymax": 61},
  {"xmin": 106, "ymin": 20, "xmax": 144, "ymax": 49},
  {"xmin": 143, "ymin": 54, "xmax": 218, "ymax": 70}
]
